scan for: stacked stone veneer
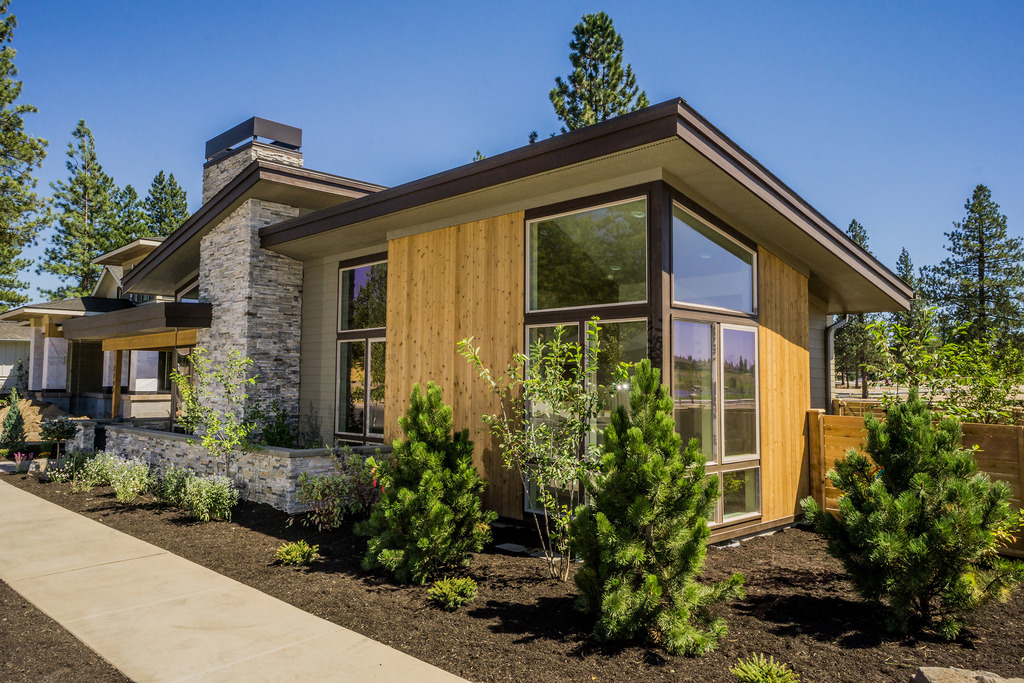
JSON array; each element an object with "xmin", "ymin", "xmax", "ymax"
[
  {"xmin": 102, "ymin": 425, "xmax": 375, "ymax": 513},
  {"xmin": 202, "ymin": 140, "xmax": 303, "ymax": 203}
]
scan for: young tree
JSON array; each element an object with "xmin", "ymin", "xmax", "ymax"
[
  {"xmin": 356, "ymin": 383, "xmax": 495, "ymax": 584},
  {"xmin": 833, "ymin": 220, "xmax": 881, "ymax": 397},
  {"xmin": 550, "ymin": 12, "xmax": 649, "ymax": 132},
  {"xmin": 143, "ymin": 170, "xmax": 188, "ymax": 236},
  {"xmin": 37, "ymin": 120, "xmax": 117, "ymax": 299},
  {"xmin": 1, "ymin": 386, "xmax": 26, "ymax": 453},
  {"xmin": 571, "ymin": 360, "xmax": 744, "ymax": 655},
  {"xmin": 0, "ymin": 1, "xmax": 47, "ymax": 311},
  {"xmin": 801, "ymin": 391, "xmax": 1024, "ymax": 638},
  {"xmin": 922, "ymin": 184, "xmax": 1024, "ymax": 345}
]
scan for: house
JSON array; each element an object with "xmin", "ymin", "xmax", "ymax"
[
  {"xmin": 60, "ymin": 103, "xmax": 913, "ymax": 540},
  {"xmin": 0, "ymin": 321, "xmax": 31, "ymax": 393},
  {"xmin": 0, "ymin": 239, "xmax": 173, "ymax": 418}
]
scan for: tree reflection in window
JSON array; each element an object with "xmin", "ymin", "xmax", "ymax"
[{"xmin": 340, "ymin": 262, "xmax": 387, "ymax": 331}]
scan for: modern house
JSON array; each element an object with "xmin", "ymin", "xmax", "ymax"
[
  {"xmin": 58, "ymin": 102, "xmax": 912, "ymax": 540},
  {"xmin": 0, "ymin": 321, "xmax": 31, "ymax": 393}
]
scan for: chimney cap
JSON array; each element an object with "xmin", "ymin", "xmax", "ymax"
[{"xmin": 205, "ymin": 117, "xmax": 302, "ymax": 161}]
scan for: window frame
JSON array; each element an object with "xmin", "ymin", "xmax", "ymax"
[{"xmin": 338, "ymin": 257, "xmax": 388, "ymax": 335}]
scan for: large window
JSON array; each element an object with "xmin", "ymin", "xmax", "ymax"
[
  {"xmin": 528, "ymin": 197, "xmax": 647, "ymax": 312},
  {"xmin": 673, "ymin": 319, "xmax": 759, "ymax": 525},
  {"xmin": 672, "ymin": 203, "xmax": 755, "ymax": 314},
  {"xmin": 337, "ymin": 259, "xmax": 387, "ymax": 440}
]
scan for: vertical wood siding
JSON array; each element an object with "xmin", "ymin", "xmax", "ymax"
[
  {"xmin": 385, "ymin": 212, "xmax": 525, "ymax": 518},
  {"xmin": 758, "ymin": 248, "xmax": 811, "ymax": 522}
]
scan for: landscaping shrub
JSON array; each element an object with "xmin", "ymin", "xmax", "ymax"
[
  {"xmin": 48, "ymin": 449, "xmax": 97, "ymax": 483},
  {"xmin": 428, "ymin": 577, "xmax": 478, "ymax": 611},
  {"xmin": 152, "ymin": 464, "xmax": 193, "ymax": 507},
  {"xmin": 801, "ymin": 390, "xmax": 1024, "ymax": 638},
  {"xmin": 12, "ymin": 451, "xmax": 32, "ymax": 473},
  {"xmin": 297, "ymin": 447, "xmax": 389, "ymax": 530},
  {"xmin": 275, "ymin": 540, "xmax": 319, "ymax": 566},
  {"xmin": 1, "ymin": 387, "xmax": 26, "ymax": 454},
  {"xmin": 730, "ymin": 653, "xmax": 800, "ymax": 683},
  {"xmin": 107, "ymin": 458, "xmax": 152, "ymax": 504},
  {"xmin": 182, "ymin": 474, "xmax": 239, "ymax": 522},
  {"xmin": 571, "ymin": 360, "xmax": 745, "ymax": 656},
  {"xmin": 356, "ymin": 383, "xmax": 496, "ymax": 584},
  {"xmin": 71, "ymin": 451, "xmax": 123, "ymax": 492},
  {"xmin": 254, "ymin": 399, "xmax": 298, "ymax": 448},
  {"xmin": 39, "ymin": 416, "xmax": 80, "ymax": 461}
]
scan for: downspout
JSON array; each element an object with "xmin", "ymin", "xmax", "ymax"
[{"xmin": 825, "ymin": 314, "xmax": 850, "ymax": 414}]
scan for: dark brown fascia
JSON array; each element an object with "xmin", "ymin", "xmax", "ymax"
[
  {"xmin": 259, "ymin": 98, "xmax": 912, "ymax": 307},
  {"xmin": 62, "ymin": 302, "xmax": 213, "ymax": 340},
  {"xmin": 121, "ymin": 161, "xmax": 386, "ymax": 292}
]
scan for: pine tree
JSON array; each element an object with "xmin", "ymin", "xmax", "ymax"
[
  {"xmin": 801, "ymin": 391, "xmax": 1024, "ymax": 638},
  {"xmin": 550, "ymin": 12, "xmax": 649, "ymax": 132},
  {"xmin": 922, "ymin": 184, "xmax": 1024, "ymax": 345},
  {"xmin": 110, "ymin": 184, "xmax": 148, "ymax": 243},
  {"xmin": 356, "ymin": 383, "xmax": 496, "ymax": 584},
  {"xmin": 37, "ymin": 120, "xmax": 117, "ymax": 300},
  {"xmin": 571, "ymin": 360, "xmax": 744, "ymax": 655},
  {"xmin": 143, "ymin": 170, "xmax": 188, "ymax": 236},
  {"xmin": 1, "ymin": 386, "xmax": 26, "ymax": 453},
  {"xmin": 0, "ymin": 2, "xmax": 47, "ymax": 311},
  {"xmin": 834, "ymin": 219, "xmax": 881, "ymax": 396}
]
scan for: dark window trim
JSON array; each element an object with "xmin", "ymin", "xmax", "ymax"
[
  {"xmin": 338, "ymin": 255, "xmax": 388, "ymax": 336},
  {"xmin": 338, "ymin": 251, "xmax": 388, "ymax": 271}
]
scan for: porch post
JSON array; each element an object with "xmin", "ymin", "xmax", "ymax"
[{"xmin": 111, "ymin": 349, "xmax": 123, "ymax": 419}]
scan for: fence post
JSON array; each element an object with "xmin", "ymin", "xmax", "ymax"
[{"xmin": 807, "ymin": 409, "xmax": 825, "ymax": 510}]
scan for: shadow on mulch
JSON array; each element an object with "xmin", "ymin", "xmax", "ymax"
[
  {"xmin": 741, "ymin": 591, "xmax": 887, "ymax": 649},
  {"xmin": 470, "ymin": 594, "xmax": 582, "ymax": 644}
]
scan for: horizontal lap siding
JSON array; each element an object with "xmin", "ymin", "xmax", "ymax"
[
  {"xmin": 385, "ymin": 212, "xmax": 525, "ymax": 519},
  {"xmin": 758, "ymin": 248, "xmax": 811, "ymax": 523},
  {"xmin": 299, "ymin": 258, "xmax": 341, "ymax": 444}
]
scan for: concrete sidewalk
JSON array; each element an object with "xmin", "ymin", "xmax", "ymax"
[{"xmin": 0, "ymin": 477, "xmax": 466, "ymax": 682}]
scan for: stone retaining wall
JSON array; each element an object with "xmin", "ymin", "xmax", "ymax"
[{"xmin": 102, "ymin": 425, "xmax": 384, "ymax": 514}]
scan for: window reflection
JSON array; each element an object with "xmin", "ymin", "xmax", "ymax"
[
  {"xmin": 672, "ymin": 321, "xmax": 714, "ymax": 462},
  {"xmin": 673, "ymin": 205, "xmax": 754, "ymax": 313},
  {"xmin": 592, "ymin": 320, "xmax": 648, "ymax": 446},
  {"xmin": 722, "ymin": 328, "xmax": 757, "ymax": 458},
  {"xmin": 340, "ymin": 262, "xmax": 387, "ymax": 331}
]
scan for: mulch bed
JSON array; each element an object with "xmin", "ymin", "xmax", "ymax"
[{"xmin": 5, "ymin": 473, "xmax": 1024, "ymax": 683}]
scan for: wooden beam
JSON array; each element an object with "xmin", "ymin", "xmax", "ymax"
[
  {"xmin": 42, "ymin": 314, "xmax": 63, "ymax": 338},
  {"xmin": 111, "ymin": 349, "xmax": 123, "ymax": 419},
  {"xmin": 101, "ymin": 329, "xmax": 198, "ymax": 352}
]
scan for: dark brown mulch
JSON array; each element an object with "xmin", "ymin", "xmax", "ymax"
[
  {"xmin": 6, "ymin": 473, "xmax": 1024, "ymax": 683},
  {"xmin": 0, "ymin": 579, "xmax": 129, "ymax": 682}
]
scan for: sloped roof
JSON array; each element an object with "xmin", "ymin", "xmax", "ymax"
[
  {"xmin": 0, "ymin": 321, "xmax": 32, "ymax": 341},
  {"xmin": 0, "ymin": 296, "xmax": 135, "ymax": 322}
]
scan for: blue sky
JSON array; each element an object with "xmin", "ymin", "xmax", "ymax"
[{"xmin": 13, "ymin": 1, "xmax": 1024, "ymax": 300}]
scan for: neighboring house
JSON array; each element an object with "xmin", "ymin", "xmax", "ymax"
[
  {"xmin": 62, "ymin": 104, "xmax": 913, "ymax": 538},
  {"xmin": 0, "ymin": 239, "xmax": 173, "ymax": 418},
  {"xmin": 0, "ymin": 321, "xmax": 31, "ymax": 393}
]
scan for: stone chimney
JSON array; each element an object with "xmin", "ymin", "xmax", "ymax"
[{"xmin": 202, "ymin": 117, "xmax": 303, "ymax": 203}]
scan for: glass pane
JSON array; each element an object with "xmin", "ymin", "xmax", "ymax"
[
  {"xmin": 340, "ymin": 262, "xmax": 388, "ymax": 331},
  {"xmin": 527, "ymin": 324, "xmax": 579, "ymax": 416},
  {"xmin": 337, "ymin": 341, "xmax": 366, "ymax": 434},
  {"xmin": 529, "ymin": 198, "xmax": 647, "ymax": 311},
  {"xmin": 367, "ymin": 341, "xmax": 386, "ymax": 435},
  {"xmin": 673, "ymin": 206, "xmax": 754, "ymax": 312},
  {"xmin": 673, "ymin": 321, "xmax": 714, "ymax": 462},
  {"xmin": 722, "ymin": 468, "xmax": 759, "ymax": 520},
  {"xmin": 593, "ymin": 320, "xmax": 648, "ymax": 446},
  {"xmin": 722, "ymin": 328, "xmax": 757, "ymax": 458}
]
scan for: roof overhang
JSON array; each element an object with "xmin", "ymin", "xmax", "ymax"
[
  {"xmin": 260, "ymin": 99, "xmax": 912, "ymax": 314},
  {"xmin": 122, "ymin": 162, "xmax": 385, "ymax": 296},
  {"xmin": 93, "ymin": 238, "xmax": 164, "ymax": 266},
  {"xmin": 62, "ymin": 302, "xmax": 212, "ymax": 342}
]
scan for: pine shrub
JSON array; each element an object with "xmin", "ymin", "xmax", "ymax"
[
  {"xmin": 730, "ymin": 653, "xmax": 800, "ymax": 683},
  {"xmin": 275, "ymin": 540, "xmax": 319, "ymax": 566},
  {"xmin": 1, "ymin": 388, "xmax": 27, "ymax": 453},
  {"xmin": 428, "ymin": 577, "xmax": 478, "ymax": 611},
  {"xmin": 356, "ymin": 383, "xmax": 496, "ymax": 584},
  {"xmin": 801, "ymin": 390, "xmax": 1024, "ymax": 638},
  {"xmin": 571, "ymin": 360, "xmax": 745, "ymax": 655}
]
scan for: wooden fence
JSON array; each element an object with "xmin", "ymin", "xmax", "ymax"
[{"xmin": 808, "ymin": 410, "xmax": 1024, "ymax": 558}]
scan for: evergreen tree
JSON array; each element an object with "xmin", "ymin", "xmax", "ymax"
[
  {"xmin": 37, "ymin": 120, "xmax": 117, "ymax": 299},
  {"xmin": 571, "ymin": 360, "xmax": 744, "ymax": 655},
  {"xmin": 801, "ymin": 391, "xmax": 1024, "ymax": 638},
  {"xmin": 0, "ymin": 2, "xmax": 47, "ymax": 311},
  {"xmin": 834, "ymin": 220, "xmax": 881, "ymax": 397},
  {"xmin": 143, "ymin": 170, "xmax": 188, "ymax": 236},
  {"xmin": 1, "ymin": 386, "xmax": 26, "ymax": 453},
  {"xmin": 922, "ymin": 184, "xmax": 1024, "ymax": 345},
  {"xmin": 356, "ymin": 383, "xmax": 496, "ymax": 584},
  {"xmin": 550, "ymin": 12, "xmax": 649, "ymax": 132},
  {"xmin": 111, "ymin": 184, "xmax": 147, "ymax": 243}
]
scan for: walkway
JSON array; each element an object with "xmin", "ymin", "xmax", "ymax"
[{"xmin": 0, "ymin": 477, "xmax": 466, "ymax": 682}]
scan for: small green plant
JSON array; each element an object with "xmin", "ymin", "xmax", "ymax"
[
  {"xmin": 297, "ymin": 447, "xmax": 389, "ymax": 530},
  {"xmin": 39, "ymin": 416, "xmax": 80, "ymax": 463},
  {"xmin": 730, "ymin": 653, "xmax": 800, "ymax": 683},
  {"xmin": 71, "ymin": 451, "xmax": 122, "ymax": 492},
  {"xmin": 253, "ymin": 399, "xmax": 298, "ymax": 448},
  {"xmin": 182, "ymin": 474, "xmax": 239, "ymax": 522},
  {"xmin": 153, "ymin": 464, "xmax": 193, "ymax": 507},
  {"xmin": 1, "ymin": 387, "xmax": 27, "ymax": 454},
  {"xmin": 427, "ymin": 577, "xmax": 478, "ymax": 611},
  {"xmin": 356, "ymin": 383, "xmax": 496, "ymax": 584},
  {"xmin": 107, "ymin": 458, "xmax": 152, "ymax": 504},
  {"xmin": 48, "ymin": 449, "xmax": 97, "ymax": 483},
  {"xmin": 275, "ymin": 539, "xmax": 320, "ymax": 566}
]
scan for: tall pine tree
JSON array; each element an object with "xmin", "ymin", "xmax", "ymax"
[
  {"xmin": 893, "ymin": 247, "xmax": 929, "ymax": 333},
  {"xmin": 834, "ymin": 220, "xmax": 881, "ymax": 397},
  {"xmin": 37, "ymin": 120, "xmax": 117, "ymax": 300},
  {"xmin": 143, "ymin": 170, "xmax": 188, "ymax": 236},
  {"xmin": 111, "ymin": 184, "xmax": 147, "ymax": 243},
  {"xmin": 550, "ymin": 12, "xmax": 649, "ymax": 132},
  {"xmin": 922, "ymin": 184, "xmax": 1024, "ymax": 345},
  {"xmin": 0, "ymin": 1, "xmax": 47, "ymax": 311}
]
